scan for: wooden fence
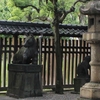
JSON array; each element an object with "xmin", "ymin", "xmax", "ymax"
[{"xmin": 0, "ymin": 35, "xmax": 91, "ymax": 91}]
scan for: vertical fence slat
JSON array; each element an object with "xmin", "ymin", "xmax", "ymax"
[
  {"xmin": 83, "ymin": 40, "xmax": 86, "ymax": 59},
  {"xmin": 14, "ymin": 35, "xmax": 18, "ymax": 53},
  {"xmin": 51, "ymin": 38, "xmax": 55, "ymax": 85},
  {"xmin": 49, "ymin": 38, "xmax": 53, "ymax": 86},
  {"xmin": 64, "ymin": 40, "xmax": 67, "ymax": 84},
  {"xmin": 75, "ymin": 40, "xmax": 78, "ymax": 77},
  {"xmin": 4, "ymin": 38, "xmax": 7, "ymax": 87},
  {"xmin": 43, "ymin": 38, "xmax": 47, "ymax": 86},
  {"xmin": 79, "ymin": 39, "xmax": 82, "ymax": 63},
  {"xmin": 68, "ymin": 40, "xmax": 71, "ymax": 84},
  {"xmin": 47, "ymin": 39, "xmax": 50, "ymax": 85},
  {"xmin": 0, "ymin": 38, "xmax": 2, "ymax": 87},
  {"xmin": 62, "ymin": 39, "xmax": 67, "ymax": 85},
  {"xmin": 71, "ymin": 40, "xmax": 74, "ymax": 84},
  {"xmin": 8, "ymin": 38, "xmax": 12, "ymax": 63}
]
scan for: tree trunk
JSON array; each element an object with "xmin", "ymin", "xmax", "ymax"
[{"xmin": 53, "ymin": 0, "xmax": 63, "ymax": 94}]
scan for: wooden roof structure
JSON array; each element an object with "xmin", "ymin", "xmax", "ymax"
[{"xmin": 0, "ymin": 20, "xmax": 87, "ymax": 37}]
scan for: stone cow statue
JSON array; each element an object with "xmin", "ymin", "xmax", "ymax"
[
  {"xmin": 12, "ymin": 35, "xmax": 38, "ymax": 65},
  {"xmin": 77, "ymin": 56, "xmax": 91, "ymax": 78}
]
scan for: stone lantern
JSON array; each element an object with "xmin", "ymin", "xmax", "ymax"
[{"xmin": 78, "ymin": 0, "xmax": 100, "ymax": 100}]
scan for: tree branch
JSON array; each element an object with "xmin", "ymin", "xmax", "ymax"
[
  {"xmin": 58, "ymin": 0, "xmax": 89, "ymax": 23},
  {"xmin": 58, "ymin": 6, "xmax": 75, "ymax": 23},
  {"xmin": 15, "ymin": 5, "xmax": 40, "ymax": 13}
]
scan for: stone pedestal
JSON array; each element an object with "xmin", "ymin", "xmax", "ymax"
[
  {"xmin": 7, "ymin": 64, "xmax": 43, "ymax": 98},
  {"xmin": 78, "ymin": 83, "xmax": 100, "ymax": 100}
]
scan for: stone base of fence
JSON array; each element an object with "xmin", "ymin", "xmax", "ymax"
[{"xmin": 7, "ymin": 64, "xmax": 43, "ymax": 98}]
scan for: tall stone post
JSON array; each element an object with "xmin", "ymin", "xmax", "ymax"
[{"xmin": 78, "ymin": 0, "xmax": 100, "ymax": 100}]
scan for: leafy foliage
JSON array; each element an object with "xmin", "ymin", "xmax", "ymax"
[
  {"xmin": 39, "ymin": 1, "xmax": 54, "ymax": 19},
  {"xmin": 0, "ymin": 0, "xmax": 88, "ymax": 25}
]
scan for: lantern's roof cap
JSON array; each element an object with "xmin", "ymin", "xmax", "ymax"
[{"xmin": 80, "ymin": 0, "xmax": 100, "ymax": 15}]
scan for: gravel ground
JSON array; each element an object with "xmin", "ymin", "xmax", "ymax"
[{"xmin": 0, "ymin": 91, "xmax": 80, "ymax": 100}]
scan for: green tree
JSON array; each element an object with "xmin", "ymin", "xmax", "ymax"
[
  {"xmin": 0, "ymin": 0, "xmax": 88, "ymax": 25},
  {"xmin": 46, "ymin": 0, "xmax": 89, "ymax": 94},
  {"xmin": 0, "ymin": 0, "xmax": 11, "ymax": 20},
  {"xmin": 0, "ymin": 0, "xmax": 39, "ymax": 21}
]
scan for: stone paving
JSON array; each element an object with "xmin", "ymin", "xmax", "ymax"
[{"xmin": 0, "ymin": 91, "xmax": 80, "ymax": 100}]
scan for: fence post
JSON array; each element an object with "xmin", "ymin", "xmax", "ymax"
[
  {"xmin": 13, "ymin": 35, "xmax": 18, "ymax": 53},
  {"xmin": 39, "ymin": 35, "xmax": 43, "ymax": 65}
]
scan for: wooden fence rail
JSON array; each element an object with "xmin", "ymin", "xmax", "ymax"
[{"xmin": 0, "ymin": 35, "xmax": 90, "ymax": 91}]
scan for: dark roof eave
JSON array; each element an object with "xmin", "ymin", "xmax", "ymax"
[{"xmin": 0, "ymin": 20, "xmax": 87, "ymax": 37}]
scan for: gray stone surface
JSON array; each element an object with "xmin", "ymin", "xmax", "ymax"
[{"xmin": 0, "ymin": 91, "xmax": 79, "ymax": 100}]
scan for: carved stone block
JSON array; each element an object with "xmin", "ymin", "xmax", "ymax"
[{"xmin": 7, "ymin": 64, "xmax": 43, "ymax": 98}]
